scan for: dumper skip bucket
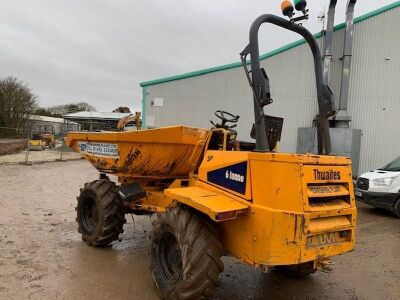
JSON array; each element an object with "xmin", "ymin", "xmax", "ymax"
[{"xmin": 66, "ymin": 126, "xmax": 208, "ymax": 180}]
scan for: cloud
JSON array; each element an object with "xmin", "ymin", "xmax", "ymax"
[{"xmin": 0, "ymin": 0, "xmax": 394, "ymax": 112}]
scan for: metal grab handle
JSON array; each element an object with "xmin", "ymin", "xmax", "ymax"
[{"xmin": 188, "ymin": 138, "xmax": 208, "ymax": 173}]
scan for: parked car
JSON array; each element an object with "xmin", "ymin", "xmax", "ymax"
[{"xmin": 355, "ymin": 156, "xmax": 400, "ymax": 217}]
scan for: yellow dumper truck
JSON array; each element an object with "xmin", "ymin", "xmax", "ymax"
[
  {"xmin": 40, "ymin": 133, "xmax": 56, "ymax": 149},
  {"xmin": 28, "ymin": 133, "xmax": 46, "ymax": 151},
  {"xmin": 66, "ymin": 2, "xmax": 356, "ymax": 299},
  {"xmin": 28, "ymin": 133, "xmax": 56, "ymax": 151}
]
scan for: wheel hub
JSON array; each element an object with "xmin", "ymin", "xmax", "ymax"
[
  {"xmin": 82, "ymin": 197, "xmax": 98, "ymax": 232},
  {"xmin": 157, "ymin": 230, "xmax": 183, "ymax": 285}
]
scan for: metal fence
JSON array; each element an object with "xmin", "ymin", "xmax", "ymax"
[
  {"xmin": 0, "ymin": 126, "xmax": 81, "ymax": 165},
  {"xmin": 0, "ymin": 119, "xmax": 141, "ymax": 165}
]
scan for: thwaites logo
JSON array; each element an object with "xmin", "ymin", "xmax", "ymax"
[
  {"xmin": 207, "ymin": 162, "xmax": 247, "ymax": 194},
  {"xmin": 313, "ymin": 169, "xmax": 341, "ymax": 180}
]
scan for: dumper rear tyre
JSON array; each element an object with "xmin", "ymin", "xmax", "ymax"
[
  {"xmin": 76, "ymin": 179, "xmax": 126, "ymax": 246},
  {"xmin": 274, "ymin": 261, "xmax": 317, "ymax": 278},
  {"xmin": 150, "ymin": 206, "xmax": 224, "ymax": 299}
]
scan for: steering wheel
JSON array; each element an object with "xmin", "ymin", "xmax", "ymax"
[{"xmin": 214, "ymin": 110, "xmax": 240, "ymax": 127}]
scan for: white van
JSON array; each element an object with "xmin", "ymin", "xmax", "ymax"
[{"xmin": 355, "ymin": 156, "xmax": 400, "ymax": 217}]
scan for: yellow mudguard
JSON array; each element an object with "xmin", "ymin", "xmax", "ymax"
[{"xmin": 164, "ymin": 187, "xmax": 249, "ymax": 222}]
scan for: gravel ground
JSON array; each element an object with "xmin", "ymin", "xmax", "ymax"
[{"xmin": 0, "ymin": 160, "xmax": 399, "ymax": 300}]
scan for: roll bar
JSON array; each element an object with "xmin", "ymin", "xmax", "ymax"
[{"xmin": 241, "ymin": 14, "xmax": 335, "ymax": 155}]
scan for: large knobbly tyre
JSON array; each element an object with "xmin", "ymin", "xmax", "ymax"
[
  {"xmin": 274, "ymin": 261, "xmax": 317, "ymax": 278},
  {"xmin": 76, "ymin": 179, "xmax": 126, "ymax": 246},
  {"xmin": 150, "ymin": 206, "xmax": 224, "ymax": 299}
]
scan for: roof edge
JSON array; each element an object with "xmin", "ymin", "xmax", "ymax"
[{"xmin": 140, "ymin": 1, "xmax": 400, "ymax": 87}]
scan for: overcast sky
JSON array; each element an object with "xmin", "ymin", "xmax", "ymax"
[{"xmin": 0, "ymin": 0, "xmax": 395, "ymax": 112}]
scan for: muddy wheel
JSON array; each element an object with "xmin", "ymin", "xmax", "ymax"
[
  {"xmin": 150, "ymin": 206, "xmax": 224, "ymax": 299},
  {"xmin": 76, "ymin": 179, "xmax": 126, "ymax": 246},
  {"xmin": 393, "ymin": 199, "xmax": 400, "ymax": 218},
  {"xmin": 274, "ymin": 261, "xmax": 317, "ymax": 278}
]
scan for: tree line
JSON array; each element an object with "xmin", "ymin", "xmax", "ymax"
[
  {"xmin": 0, "ymin": 76, "xmax": 132, "ymax": 138},
  {"xmin": 34, "ymin": 102, "xmax": 96, "ymax": 118},
  {"xmin": 0, "ymin": 76, "xmax": 37, "ymax": 131},
  {"xmin": 0, "ymin": 76, "xmax": 97, "ymax": 134}
]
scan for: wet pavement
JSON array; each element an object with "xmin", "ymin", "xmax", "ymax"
[{"xmin": 0, "ymin": 160, "xmax": 399, "ymax": 299}]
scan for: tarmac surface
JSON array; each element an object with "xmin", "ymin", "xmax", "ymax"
[{"xmin": 0, "ymin": 160, "xmax": 399, "ymax": 299}]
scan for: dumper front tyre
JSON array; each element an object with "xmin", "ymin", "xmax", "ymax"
[
  {"xmin": 274, "ymin": 261, "xmax": 317, "ymax": 278},
  {"xmin": 150, "ymin": 206, "xmax": 224, "ymax": 299},
  {"xmin": 76, "ymin": 179, "xmax": 126, "ymax": 246}
]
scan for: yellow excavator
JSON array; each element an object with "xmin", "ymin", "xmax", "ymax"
[{"xmin": 66, "ymin": 1, "xmax": 356, "ymax": 298}]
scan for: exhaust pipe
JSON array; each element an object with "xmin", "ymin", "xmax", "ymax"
[
  {"xmin": 335, "ymin": 0, "xmax": 357, "ymax": 128},
  {"xmin": 323, "ymin": 0, "xmax": 337, "ymax": 85}
]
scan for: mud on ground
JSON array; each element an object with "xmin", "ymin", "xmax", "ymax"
[
  {"xmin": 0, "ymin": 160, "xmax": 399, "ymax": 299},
  {"xmin": 0, "ymin": 139, "xmax": 27, "ymax": 156}
]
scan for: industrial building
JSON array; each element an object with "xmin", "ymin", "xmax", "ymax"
[
  {"xmin": 139, "ymin": 2, "xmax": 400, "ymax": 175},
  {"xmin": 28, "ymin": 115, "xmax": 78, "ymax": 137},
  {"xmin": 63, "ymin": 111, "xmax": 131, "ymax": 131}
]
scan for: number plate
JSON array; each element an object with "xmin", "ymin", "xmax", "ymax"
[
  {"xmin": 306, "ymin": 231, "xmax": 347, "ymax": 248},
  {"xmin": 355, "ymin": 190, "xmax": 362, "ymax": 197},
  {"xmin": 308, "ymin": 185, "xmax": 345, "ymax": 194}
]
